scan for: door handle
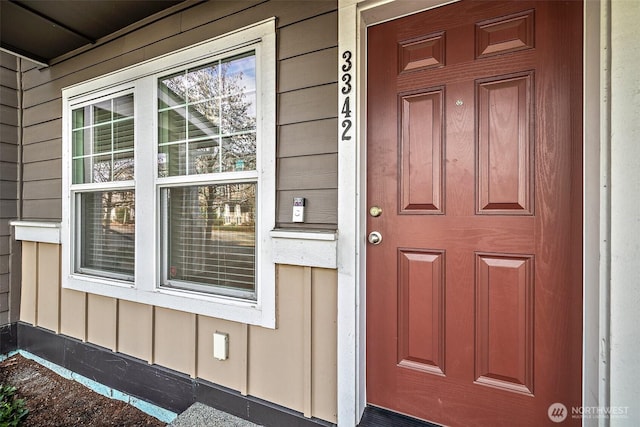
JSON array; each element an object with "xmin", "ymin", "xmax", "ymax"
[{"xmin": 368, "ymin": 231, "xmax": 382, "ymax": 245}]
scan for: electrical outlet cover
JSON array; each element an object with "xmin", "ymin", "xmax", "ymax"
[{"xmin": 213, "ymin": 332, "xmax": 229, "ymax": 360}]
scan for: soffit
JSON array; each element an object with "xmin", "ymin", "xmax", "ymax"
[{"xmin": 0, "ymin": 0, "xmax": 193, "ymax": 66}]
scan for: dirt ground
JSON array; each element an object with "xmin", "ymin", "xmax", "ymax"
[{"xmin": 0, "ymin": 354, "xmax": 167, "ymax": 426}]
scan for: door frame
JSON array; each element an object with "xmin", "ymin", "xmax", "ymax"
[{"xmin": 335, "ymin": 0, "xmax": 607, "ymax": 425}]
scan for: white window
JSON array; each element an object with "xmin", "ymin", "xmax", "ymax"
[
  {"xmin": 71, "ymin": 91, "xmax": 136, "ymax": 282},
  {"xmin": 61, "ymin": 19, "xmax": 276, "ymax": 327}
]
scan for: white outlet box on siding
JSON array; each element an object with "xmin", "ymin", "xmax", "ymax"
[{"xmin": 213, "ymin": 332, "xmax": 229, "ymax": 361}]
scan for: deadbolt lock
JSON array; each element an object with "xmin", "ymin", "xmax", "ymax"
[{"xmin": 369, "ymin": 206, "xmax": 383, "ymax": 217}]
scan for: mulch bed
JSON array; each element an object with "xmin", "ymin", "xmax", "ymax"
[{"xmin": 0, "ymin": 354, "xmax": 167, "ymax": 426}]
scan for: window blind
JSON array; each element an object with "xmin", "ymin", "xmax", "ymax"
[
  {"xmin": 79, "ymin": 191, "xmax": 135, "ymax": 279},
  {"xmin": 162, "ymin": 183, "xmax": 256, "ymax": 296}
]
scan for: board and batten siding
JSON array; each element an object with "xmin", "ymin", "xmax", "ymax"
[
  {"xmin": 0, "ymin": 52, "xmax": 20, "ymax": 325},
  {"xmin": 19, "ymin": 0, "xmax": 338, "ymax": 229},
  {"xmin": 20, "ymin": 241, "xmax": 338, "ymax": 422}
]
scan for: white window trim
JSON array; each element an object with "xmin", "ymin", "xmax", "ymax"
[{"xmin": 61, "ymin": 18, "xmax": 277, "ymax": 328}]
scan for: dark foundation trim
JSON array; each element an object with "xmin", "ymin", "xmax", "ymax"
[
  {"xmin": 0, "ymin": 323, "xmax": 18, "ymax": 354},
  {"xmin": 10, "ymin": 322, "xmax": 333, "ymax": 427}
]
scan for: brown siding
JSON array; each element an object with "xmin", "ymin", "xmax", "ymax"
[
  {"xmin": 19, "ymin": 1, "xmax": 338, "ymax": 229},
  {"xmin": 0, "ymin": 52, "xmax": 19, "ymax": 325}
]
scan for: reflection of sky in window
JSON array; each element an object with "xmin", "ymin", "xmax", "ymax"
[
  {"xmin": 224, "ymin": 54, "xmax": 256, "ymax": 93},
  {"xmin": 159, "ymin": 55, "xmax": 255, "ymax": 109}
]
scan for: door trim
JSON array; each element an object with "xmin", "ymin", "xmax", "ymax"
[{"xmin": 336, "ymin": 0, "xmax": 607, "ymax": 425}]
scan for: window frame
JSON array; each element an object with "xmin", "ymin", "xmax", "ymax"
[
  {"xmin": 69, "ymin": 88, "xmax": 137, "ymax": 284},
  {"xmin": 61, "ymin": 19, "xmax": 277, "ymax": 328}
]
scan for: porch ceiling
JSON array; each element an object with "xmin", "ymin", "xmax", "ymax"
[{"xmin": 0, "ymin": 0, "xmax": 193, "ymax": 66}]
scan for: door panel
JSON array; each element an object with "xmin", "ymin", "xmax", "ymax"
[
  {"xmin": 366, "ymin": 1, "xmax": 583, "ymax": 425},
  {"xmin": 398, "ymin": 248, "xmax": 446, "ymax": 375},
  {"xmin": 399, "ymin": 89, "xmax": 444, "ymax": 214},
  {"xmin": 476, "ymin": 72, "xmax": 533, "ymax": 214}
]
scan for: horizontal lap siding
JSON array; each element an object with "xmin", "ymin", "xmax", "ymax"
[
  {"xmin": 0, "ymin": 53, "xmax": 18, "ymax": 325},
  {"xmin": 19, "ymin": 1, "xmax": 338, "ymax": 229},
  {"xmin": 276, "ymin": 11, "xmax": 338, "ymax": 228}
]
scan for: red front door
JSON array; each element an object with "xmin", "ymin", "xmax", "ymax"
[{"xmin": 366, "ymin": 1, "xmax": 583, "ymax": 425}]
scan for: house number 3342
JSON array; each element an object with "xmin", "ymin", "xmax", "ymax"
[{"xmin": 341, "ymin": 51, "xmax": 353, "ymax": 141}]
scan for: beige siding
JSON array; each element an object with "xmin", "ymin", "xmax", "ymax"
[
  {"xmin": 36, "ymin": 243, "xmax": 60, "ymax": 333},
  {"xmin": 154, "ymin": 307, "xmax": 197, "ymax": 377},
  {"xmin": 311, "ymin": 268, "xmax": 337, "ymax": 421},
  {"xmin": 18, "ymin": 1, "xmax": 338, "ymax": 228},
  {"xmin": 19, "ymin": 242, "xmax": 37, "ymax": 325},
  {"xmin": 249, "ymin": 265, "xmax": 306, "ymax": 412},
  {"xmin": 19, "ymin": 246, "xmax": 338, "ymax": 423},
  {"xmin": 60, "ymin": 288, "xmax": 86, "ymax": 340},
  {"xmin": 87, "ymin": 294, "xmax": 117, "ymax": 351},
  {"xmin": 118, "ymin": 300, "xmax": 153, "ymax": 362},
  {"xmin": 197, "ymin": 317, "xmax": 248, "ymax": 393}
]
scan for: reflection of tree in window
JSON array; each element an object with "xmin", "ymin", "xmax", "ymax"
[{"xmin": 158, "ymin": 52, "xmax": 257, "ymax": 177}]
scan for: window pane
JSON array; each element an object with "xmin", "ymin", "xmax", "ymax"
[
  {"xmin": 158, "ymin": 107, "xmax": 186, "ymax": 144},
  {"xmin": 92, "ymin": 155, "xmax": 112, "ymax": 183},
  {"xmin": 72, "ymin": 107, "xmax": 87, "ymax": 129},
  {"xmin": 93, "ymin": 123, "xmax": 112, "ymax": 153},
  {"xmin": 188, "ymin": 101, "xmax": 220, "ymax": 139},
  {"xmin": 114, "ymin": 94, "xmax": 134, "ymax": 118},
  {"xmin": 222, "ymin": 52, "xmax": 256, "ymax": 93},
  {"xmin": 221, "ymin": 90, "xmax": 256, "ymax": 134},
  {"xmin": 158, "ymin": 143, "xmax": 186, "ymax": 177},
  {"xmin": 158, "ymin": 51, "xmax": 256, "ymax": 177},
  {"xmin": 113, "ymin": 152, "xmax": 135, "ymax": 181},
  {"xmin": 114, "ymin": 119, "xmax": 134, "ymax": 151},
  {"xmin": 73, "ymin": 158, "xmax": 90, "ymax": 185},
  {"xmin": 72, "ymin": 128, "xmax": 90, "ymax": 157},
  {"xmin": 188, "ymin": 64, "xmax": 219, "ymax": 103},
  {"xmin": 221, "ymin": 134, "xmax": 256, "ymax": 172},
  {"xmin": 78, "ymin": 191, "xmax": 135, "ymax": 279},
  {"xmin": 190, "ymin": 139, "xmax": 220, "ymax": 175},
  {"xmin": 158, "ymin": 71, "xmax": 187, "ymax": 109},
  {"xmin": 93, "ymin": 100, "xmax": 112, "ymax": 124},
  {"xmin": 162, "ymin": 183, "xmax": 256, "ymax": 298},
  {"xmin": 71, "ymin": 93, "xmax": 134, "ymax": 184}
]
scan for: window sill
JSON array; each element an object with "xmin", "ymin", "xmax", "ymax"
[
  {"xmin": 270, "ymin": 229, "xmax": 337, "ymax": 269},
  {"xmin": 11, "ymin": 220, "xmax": 62, "ymax": 244}
]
